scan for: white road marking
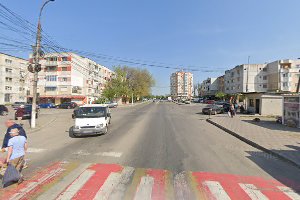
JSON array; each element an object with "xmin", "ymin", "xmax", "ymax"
[
  {"xmin": 93, "ymin": 167, "xmax": 134, "ymax": 200},
  {"xmin": 239, "ymin": 183, "xmax": 269, "ymax": 200},
  {"xmin": 9, "ymin": 168, "xmax": 64, "ymax": 200},
  {"xmin": 174, "ymin": 172, "xmax": 193, "ymax": 200},
  {"xmin": 36, "ymin": 163, "xmax": 91, "ymax": 200},
  {"xmin": 72, "ymin": 150, "xmax": 91, "ymax": 156},
  {"xmin": 56, "ymin": 169, "xmax": 95, "ymax": 200},
  {"xmin": 27, "ymin": 148, "xmax": 46, "ymax": 153},
  {"xmin": 203, "ymin": 181, "xmax": 231, "ymax": 200},
  {"xmin": 94, "ymin": 151, "xmax": 123, "ymax": 158},
  {"xmin": 277, "ymin": 186, "xmax": 300, "ymax": 200},
  {"xmin": 134, "ymin": 176, "xmax": 154, "ymax": 200}
]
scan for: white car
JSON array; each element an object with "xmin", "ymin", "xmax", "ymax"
[{"xmin": 72, "ymin": 104, "xmax": 111, "ymax": 137}]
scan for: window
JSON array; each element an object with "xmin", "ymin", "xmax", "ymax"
[
  {"xmin": 45, "ymin": 87, "xmax": 56, "ymax": 91},
  {"xmin": 263, "ymin": 84, "xmax": 267, "ymax": 88},
  {"xmin": 4, "ymin": 94, "xmax": 10, "ymax": 102},
  {"xmin": 61, "ymin": 57, "xmax": 68, "ymax": 61},
  {"xmin": 5, "ymin": 68, "xmax": 12, "ymax": 73},
  {"xmin": 46, "ymin": 66, "xmax": 57, "ymax": 71},
  {"xmin": 5, "ymin": 77, "xmax": 12, "ymax": 82},
  {"xmin": 237, "ymin": 77, "xmax": 240, "ymax": 81},
  {"xmin": 61, "ymin": 77, "xmax": 68, "ymax": 82},
  {"xmin": 283, "ymin": 82, "xmax": 288, "ymax": 87},
  {"xmin": 5, "ymin": 86, "xmax": 12, "ymax": 90},
  {"xmin": 5, "ymin": 59, "xmax": 12, "ymax": 64},
  {"xmin": 46, "ymin": 75, "xmax": 57, "ymax": 81},
  {"xmin": 249, "ymin": 99, "xmax": 254, "ymax": 107},
  {"xmin": 61, "ymin": 67, "xmax": 68, "ymax": 71},
  {"xmin": 263, "ymin": 76, "xmax": 267, "ymax": 80},
  {"xmin": 263, "ymin": 67, "xmax": 268, "ymax": 72},
  {"xmin": 46, "ymin": 57, "xmax": 58, "ymax": 61}
]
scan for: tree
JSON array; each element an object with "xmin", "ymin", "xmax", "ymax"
[
  {"xmin": 215, "ymin": 91, "xmax": 226, "ymax": 100},
  {"xmin": 102, "ymin": 66, "xmax": 155, "ymax": 102}
]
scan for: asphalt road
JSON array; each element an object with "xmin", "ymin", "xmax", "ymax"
[{"xmin": 1, "ymin": 102, "xmax": 299, "ymax": 197}]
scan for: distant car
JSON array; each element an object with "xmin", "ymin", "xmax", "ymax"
[
  {"xmin": 202, "ymin": 105, "xmax": 224, "ymax": 115},
  {"xmin": 12, "ymin": 102, "xmax": 26, "ymax": 110},
  {"xmin": 215, "ymin": 101, "xmax": 229, "ymax": 107},
  {"xmin": 58, "ymin": 102, "xmax": 77, "ymax": 109},
  {"xmin": 0, "ymin": 105, "xmax": 8, "ymax": 116},
  {"xmin": 15, "ymin": 104, "xmax": 39, "ymax": 119},
  {"xmin": 106, "ymin": 101, "xmax": 118, "ymax": 108},
  {"xmin": 39, "ymin": 103, "xmax": 56, "ymax": 108}
]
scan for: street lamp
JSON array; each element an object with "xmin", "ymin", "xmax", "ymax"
[{"xmin": 31, "ymin": 0, "xmax": 55, "ymax": 128}]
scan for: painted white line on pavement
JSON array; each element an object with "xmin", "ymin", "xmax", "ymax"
[
  {"xmin": 72, "ymin": 150, "xmax": 91, "ymax": 156},
  {"xmin": 203, "ymin": 181, "xmax": 231, "ymax": 200},
  {"xmin": 56, "ymin": 169, "xmax": 95, "ymax": 200},
  {"xmin": 10, "ymin": 168, "xmax": 64, "ymax": 200},
  {"xmin": 134, "ymin": 176, "xmax": 154, "ymax": 200},
  {"xmin": 94, "ymin": 167, "xmax": 134, "ymax": 200},
  {"xmin": 27, "ymin": 148, "xmax": 47, "ymax": 153},
  {"xmin": 94, "ymin": 151, "xmax": 123, "ymax": 158},
  {"xmin": 239, "ymin": 183, "xmax": 268, "ymax": 200},
  {"xmin": 277, "ymin": 186, "xmax": 300, "ymax": 200},
  {"xmin": 36, "ymin": 163, "xmax": 91, "ymax": 200},
  {"xmin": 174, "ymin": 172, "xmax": 192, "ymax": 200}
]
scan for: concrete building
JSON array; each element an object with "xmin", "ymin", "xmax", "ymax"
[
  {"xmin": 199, "ymin": 77, "xmax": 218, "ymax": 97},
  {"xmin": 28, "ymin": 52, "xmax": 114, "ymax": 105},
  {"xmin": 267, "ymin": 59, "xmax": 300, "ymax": 93},
  {"xmin": 170, "ymin": 71, "xmax": 193, "ymax": 99},
  {"xmin": 0, "ymin": 53, "xmax": 29, "ymax": 104},
  {"xmin": 217, "ymin": 75, "xmax": 225, "ymax": 93},
  {"xmin": 224, "ymin": 64, "xmax": 268, "ymax": 94}
]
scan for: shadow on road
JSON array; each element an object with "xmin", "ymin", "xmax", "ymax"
[
  {"xmin": 246, "ymin": 146, "xmax": 300, "ymax": 193},
  {"xmin": 242, "ymin": 119, "xmax": 300, "ymax": 133}
]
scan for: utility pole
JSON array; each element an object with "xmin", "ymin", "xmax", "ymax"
[
  {"xmin": 31, "ymin": 0, "xmax": 55, "ymax": 128},
  {"xmin": 246, "ymin": 56, "xmax": 250, "ymax": 93},
  {"xmin": 131, "ymin": 93, "xmax": 134, "ymax": 105}
]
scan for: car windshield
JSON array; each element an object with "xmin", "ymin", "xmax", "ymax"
[{"xmin": 74, "ymin": 107, "xmax": 106, "ymax": 118}]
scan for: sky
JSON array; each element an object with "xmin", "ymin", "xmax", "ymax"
[{"xmin": 1, "ymin": 0, "xmax": 300, "ymax": 95}]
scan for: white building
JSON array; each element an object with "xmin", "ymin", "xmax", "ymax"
[
  {"xmin": 170, "ymin": 71, "xmax": 193, "ymax": 99},
  {"xmin": 199, "ymin": 77, "xmax": 218, "ymax": 96},
  {"xmin": 0, "ymin": 53, "xmax": 29, "ymax": 104},
  {"xmin": 224, "ymin": 64, "xmax": 268, "ymax": 94},
  {"xmin": 28, "ymin": 52, "xmax": 114, "ymax": 105}
]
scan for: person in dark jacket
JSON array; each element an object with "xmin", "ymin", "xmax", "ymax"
[
  {"xmin": 15, "ymin": 105, "xmax": 25, "ymax": 125},
  {"xmin": 2, "ymin": 119, "xmax": 27, "ymax": 150}
]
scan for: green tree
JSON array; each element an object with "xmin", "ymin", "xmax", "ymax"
[{"xmin": 215, "ymin": 91, "xmax": 226, "ymax": 100}]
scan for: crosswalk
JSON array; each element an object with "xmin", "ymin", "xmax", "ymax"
[{"xmin": 0, "ymin": 162, "xmax": 299, "ymax": 200}]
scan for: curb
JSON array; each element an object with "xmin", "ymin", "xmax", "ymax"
[{"xmin": 206, "ymin": 118, "xmax": 300, "ymax": 170}]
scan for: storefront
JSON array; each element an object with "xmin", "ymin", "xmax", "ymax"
[
  {"xmin": 28, "ymin": 95, "xmax": 86, "ymax": 105},
  {"xmin": 282, "ymin": 95, "xmax": 300, "ymax": 128}
]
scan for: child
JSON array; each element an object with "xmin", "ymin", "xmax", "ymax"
[{"xmin": 6, "ymin": 128, "xmax": 27, "ymax": 183}]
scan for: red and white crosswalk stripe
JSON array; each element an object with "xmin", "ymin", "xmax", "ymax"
[{"xmin": 2, "ymin": 163, "xmax": 300, "ymax": 200}]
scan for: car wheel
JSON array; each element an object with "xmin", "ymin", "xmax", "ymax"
[{"xmin": 103, "ymin": 126, "xmax": 108, "ymax": 135}]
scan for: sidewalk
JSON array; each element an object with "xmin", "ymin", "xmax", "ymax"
[{"xmin": 207, "ymin": 115, "xmax": 300, "ymax": 168}]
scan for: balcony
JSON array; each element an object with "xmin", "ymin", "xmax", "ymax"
[
  {"xmin": 45, "ymin": 81, "xmax": 58, "ymax": 87},
  {"xmin": 45, "ymin": 61, "xmax": 58, "ymax": 66}
]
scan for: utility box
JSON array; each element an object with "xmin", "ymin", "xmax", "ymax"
[{"xmin": 282, "ymin": 95, "xmax": 300, "ymax": 128}]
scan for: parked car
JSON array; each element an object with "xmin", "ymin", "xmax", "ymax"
[
  {"xmin": 39, "ymin": 102, "xmax": 56, "ymax": 108},
  {"xmin": 204, "ymin": 100, "xmax": 215, "ymax": 104},
  {"xmin": 215, "ymin": 101, "xmax": 229, "ymax": 107},
  {"xmin": 223, "ymin": 103, "xmax": 231, "ymax": 112},
  {"xmin": 0, "ymin": 105, "xmax": 8, "ymax": 116},
  {"xmin": 58, "ymin": 102, "xmax": 77, "ymax": 109},
  {"xmin": 202, "ymin": 105, "xmax": 224, "ymax": 115},
  {"xmin": 15, "ymin": 104, "xmax": 39, "ymax": 119},
  {"xmin": 184, "ymin": 100, "xmax": 191, "ymax": 104},
  {"xmin": 12, "ymin": 102, "xmax": 26, "ymax": 110}
]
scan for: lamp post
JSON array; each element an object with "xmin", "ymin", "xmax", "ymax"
[{"xmin": 31, "ymin": 0, "xmax": 55, "ymax": 128}]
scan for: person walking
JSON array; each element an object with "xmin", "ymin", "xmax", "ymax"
[
  {"xmin": 15, "ymin": 105, "xmax": 25, "ymax": 126},
  {"xmin": 229, "ymin": 104, "xmax": 235, "ymax": 118},
  {"xmin": 2, "ymin": 120, "xmax": 27, "ymax": 151},
  {"xmin": 5, "ymin": 128, "xmax": 27, "ymax": 184}
]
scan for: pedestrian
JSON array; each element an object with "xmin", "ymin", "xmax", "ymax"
[
  {"xmin": 15, "ymin": 105, "xmax": 25, "ymax": 126},
  {"xmin": 1, "ymin": 120, "xmax": 28, "ymax": 170},
  {"xmin": 230, "ymin": 104, "xmax": 235, "ymax": 118},
  {"xmin": 5, "ymin": 128, "xmax": 27, "ymax": 184}
]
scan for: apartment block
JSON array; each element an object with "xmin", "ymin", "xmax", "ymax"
[
  {"xmin": 170, "ymin": 71, "xmax": 193, "ymax": 99},
  {"xmin": 28, "ymin": 52, "xmax": 114, "ymax": 105},
  {"xmin": 199, "ymin": 77, "xmax": 218, "ymax": 96},
  {"xmin": 267, "ymin": 59, "xmax": 300, "ymax": 93},
  {"xmin": 224, "ymin": 64, "xmax": 268, "ymax": 94},
  {"xmin": 0, "ymin": 53, "xmax": 29, "ymax": 104}
]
